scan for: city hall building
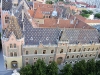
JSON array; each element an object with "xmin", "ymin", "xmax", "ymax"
[{"xmin": 1, "ymin": 0, "xmax": 100, "ymax": 69}]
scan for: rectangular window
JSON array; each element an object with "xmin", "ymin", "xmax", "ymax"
[
  {"xmin": 14, "ymin": 52, "xmax": 17, "ymax": 56},
  {"xmin": 26, "ymin": 51, "xmax": 28, "ymax": 55},
  {"xmin": 14, "ymin": 44, "xmax": 16, "ymax": 48},
  {"xmin": 43, "ymin": 50, "xmax": 46, "ymax": 54},
  {"xmin": 10, "ymin": 52, "xmax": 13, "ymax": 57},
  {"xmin": 10, "ymin": 44, "xmax": 12, "ymax": 48}
]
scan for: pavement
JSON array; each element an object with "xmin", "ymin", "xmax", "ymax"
[{"xmin": 0, "ymin": 50, "xmax": 12, "ymax": 75}]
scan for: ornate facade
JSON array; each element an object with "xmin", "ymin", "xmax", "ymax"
[{"xmin": 1, "ymin": 0, "xmax": 100, "ymax": 69}]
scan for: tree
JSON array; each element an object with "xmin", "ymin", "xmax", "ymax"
[
  {"xmin": 95, "ymin": 13, "xmax": 100, "ymax": 18},
  {"xmin": 82, "ymin": 10, "xmax": 89, "ymax": 14},
  {"xmin": 33, "ymin": 59, "xmax": 47, "ymax": 75},
  {"xmin": 81, "ymin": 10, "xmax": 93, "ymax": 18},
  {"xmin": 96, "ymin": 60, "xmax": 100, "ymax": 75},
  {"xmin": 73, "ymin": 60, "xmax": 87, "ymax": 75},
  {"xmin": 20, "ymin": 64, "xmax": 33, "ymax": 75},
  {"xmin": 46, "ymin": 61, "xmax": 58, "ymax": 75},
  {"xmin": 60, "ymin": 64, "xmax": 73, "ymax": 75},
  {"xmin": 81, "ymin": 13, "xmax": 90, "ymax": 18},
  {"xmin": 88, "ymin": 10, "xmax": 93, "ymax": 14},
  {"xmin": 86, "ymin": 59, "xmax": 96, "ymax": 75},
  {"xmin": 46, "ymin": 0, "xmax": 53, "ymax": 4}
]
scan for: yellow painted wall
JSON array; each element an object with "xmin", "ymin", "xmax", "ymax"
[{"xmin": 5, "ymin": 56, "xmax": 22, "ymax": 69}]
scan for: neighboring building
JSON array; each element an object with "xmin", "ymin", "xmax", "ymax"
[
  {"xmin": 1, "ymin": 0, "xmax": 100, "ymax": 70},
  {"xmin": 75, "ymin": 15, "xmax": 100, "ymax": 26}
]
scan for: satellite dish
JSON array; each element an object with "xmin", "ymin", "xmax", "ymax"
[{"xmin": 52, "ymin": 10, "xmax": 57, "ymax": 17}]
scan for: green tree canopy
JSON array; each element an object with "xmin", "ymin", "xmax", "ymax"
[
  {"xmin": 81, "ymin": 10, "xmax": 93, "ymax": 18},
  {"xmin": 86, "ymin": 59, "xmax": 96, "ymax": 75},
  {"xmin": 46, "ymin": 0, "xmax": 53, "ymax": 4},
  {"xmin": 60, "ymin": 64, "xmax": 73, "ymax": 75},
  {"xmin": 33, "ymin": 59, "xmax": 47, "ymax": 75},
  {"xmin": 95, "ymin": 13, "xmax": 100, "ymax": 18},
  {"xmin": 73, "ymin": 60, "xmax": 87, "ymax": 75},
  {"xmin": 20, "ymin": 64, "xmax": 33, "ymax": 75},
  {"xmin": 96, "ymin": 60, "xmax": 100, "ymax": 75},
  {"xmin": 46, "ymin": 61, "xmax": 58, "ymax": 75}
]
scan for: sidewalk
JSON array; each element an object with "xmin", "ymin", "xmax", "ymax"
[{"xmin": 0, "ymin": 50, "xmax": 12, "ymax": 75}]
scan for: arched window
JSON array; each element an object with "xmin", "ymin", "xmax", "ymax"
[
  {"xmin": 14, "ymin": 44, "xmax": 16, "ymax": 48},
  {"xmin": 74, "ymin": 49, "xmax": 76, "ymax": 52},
  {"xmin": 69, "ymin": 49, "xmax": 71, "ymax": 52},
  {"xmin": 43, "ymin": 50, "xmax": 46, "ymax": 54},
  {"xmin": 72, "ymin": 55, "xmax": 74, "ymax": 58},
  {"xmin": 76, "ymin": 55, "xmax": 79, "ymax": 58},
  {"xmin": 14, "ymin": 52, "xmax": 17, "ymax": 56},
  {"xmin": 34, "ymin": 50, "xmax": 37, "ymax": 54},
  {"xmin": 10, "ymin": 52, "xmax": 13, "ymax": 56},
  {"xmin": 60, "ymin": 49, "xmax": 63, "ymax": 53},
  {"xmin": 67, "ymin": 56, "xmax": 69, "ymax": 59},
  {"xmin": 51, "ymin": 50, "xmax": 54, "ymax": 53}
]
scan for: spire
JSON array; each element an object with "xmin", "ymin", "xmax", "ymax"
[
  {"xmin": 22, "ymin": 2, "xmax": 24, "ymax": 31},
  {"xmin": 11, "ymin": 4, "xmax": 14, "ymax": 16},
  {"xmin": 11, "ymin": 9, "xmax": 14, "ymax": 16}
]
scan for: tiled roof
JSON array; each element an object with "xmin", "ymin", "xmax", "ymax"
[
  {"xmin": 39, "ymin": 18, "xmax": 94, "ymax": 29},
  {"xmin": 33, "ymin": 6, "xmax": 62, "ymax": 18},
  {"xmin": 28, "ymin": 9, "xmax": 34, "ymax": 17},
  {"xmin": 24, "ymin": 14, "xmax": 60, "ymax": 45},
  {"xmin": 34, "ymin": 2, "xmax": 54, "ymax": 9},
  {"xmin": 60, "ymin": 28, "xmax": 99, "ymax": 44},
  {"xmin": 85, "ymin": 20, "xmax": 100, "ymax": 23},
  {"xmin": 4, "ymin": 16, "xmax": 23, "ymax": 39},
  {"xmin": 75, "ymin": 15, "xmax": 100, "ymax": 23},
  {"xmin": 2, "ymin": 0, "xmax": 12, "ymax": 10},
  {"xmin": 75, "ymin": 15, "xmax": 86, "ymax": 21},
  {"xmin": 34, "ymin": 7, "xmax": 44, "ymax": 19}
]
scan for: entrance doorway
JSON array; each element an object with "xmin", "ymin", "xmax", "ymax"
[
  {"xmin": 11, "ymin": 61, "xmax": 18, "ymax": 69},
  {"xmin": 57, "ymin": 57, "xmax": 63, "ymax": 65}
]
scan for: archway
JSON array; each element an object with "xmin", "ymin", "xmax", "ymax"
[
  {"xmin": 11, "ymin": 61, "xmax": 18, "ymax": 69},
  {"xmin": 57, "ymin": 57, "xmax": 63, "ymax": 65}
]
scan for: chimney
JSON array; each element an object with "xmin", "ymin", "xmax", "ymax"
[
  {"xmin": 57, "ymin": 19, "xmax": 60, "ymax": 24},
  {"xmin": 70, "ymin": 19, "xmax": 74, "ymax": 24},
  {"xmin": 76, "ymin": 20, "xmax": 79, "ymax": 24},
  {"xmin": 74, "ymin": 17, "xmax": 76, "ymax": 21}
]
